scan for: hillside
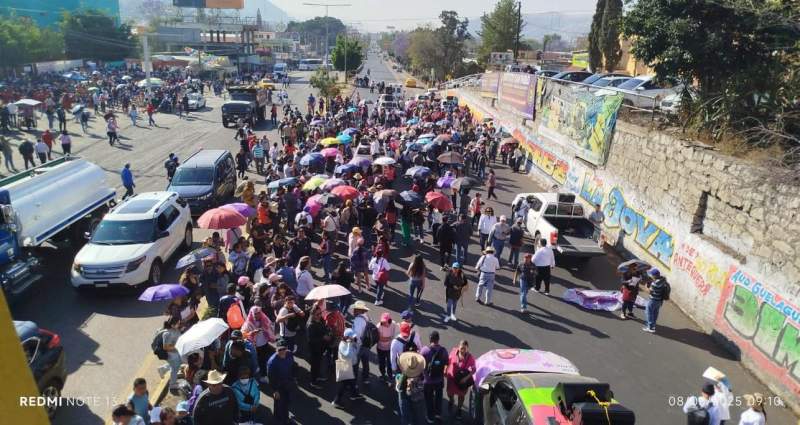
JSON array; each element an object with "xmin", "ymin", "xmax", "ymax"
[{"xmin": 119, "ymin": 0, "xmax": 290, "ymax": 22}]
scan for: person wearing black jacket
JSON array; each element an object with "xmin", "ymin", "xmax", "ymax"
[
  {"xmin": 453, "ymin": 214, "xmax": 472, "ymax": 266},
  {"xmin": 191, "ymin": 371, "xmax": 238, "ymax": 425},
  {"xmin": 307, "ymin": 307, "xmax": 331, "ymax": 388},
  {"xmin": 18, "ymin": 139, "xmax": 35, "ymax": 170},
  {"xmin": 437, "ymin": 219, "xmax": 456, "ymax": 270},
  {"xmin": 358, "ymin": 201, "xmax": 378, "ymax": 248},
  {"xmin": 443, "ymin": 264, "xmax": 468, "ymax": 323}
]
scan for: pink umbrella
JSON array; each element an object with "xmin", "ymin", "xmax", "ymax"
[
  {"xmin": 331, "ymin": 185, "xmax": 359, "ymax": 201},
  {"xmin": 321, "ymin": 178, "xmax": 346, "ymax": 191},
  {"xmin": 321, "ymin": 147, "xmax": 339, "ymax": 158},
  {"xmin": 221, "ymin": 202, "xmax": 256, "ymax": 217},
  {"xmin": 305, "ymin": 195, "xmax": 323, "ymax": 217},
  {"xmin": 305, "ymin": 284, "xmax": 351, "ymax": 300},
  {"xmin": 197, "ymin": 208, "xmax": 247, "ymax": 229},
  {"xmin": 425, "ymin": 191, "xmax": 453, "ymax": 212}
]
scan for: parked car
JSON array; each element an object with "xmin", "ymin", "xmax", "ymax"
[
  {"xmin": 378, "ymin": 101, "xmax": 399, "ymax": 112},
  {"xmin": 470, "ymin": 349, "xmax": 635, "ymax": 425},
  {"xmin": 581, "ymin": 72, "xmax": 630, "ymax": 86},
  {"xmin": 537, "ymin": 70, "xmax": 559, "ymax": 78},
  {"xmin": 511, "ymin": 192, "xmax": 606, "ymax": 259},
  {"xmin": 589, "ymin": 76, "xmax": 632, "ymax": 91},
  {"xmin": 595, "ymin": 75, "xmax": 681, "ymax": 109},
  {"xmin": 71, "ymin": 191, "xmax": 193, "ymax": 289},
  {"xmin": 15, "ymin": 320, "xmax": 66, "ymax": 419},
  {"xmin": 186, "ymin": 93, "xmax": 206, "ymax": 110},
  {"xmin": 551, "ymin": 71, "xmax": 593, "ymax": 82},
  {"xmin": 167, "ymin": 149, "xmax": 237, "ymax": 213}
]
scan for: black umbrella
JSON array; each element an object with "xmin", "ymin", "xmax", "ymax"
[
  {"xmin": 399, "ymin": 190, "xmax": 423, "ymax": 207},
  {"xmin": 451, "ymin": 177, "xmax": 480, "ymax": 191}
]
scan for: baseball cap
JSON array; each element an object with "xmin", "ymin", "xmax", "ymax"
[
  {"xmin": 400, "ymin": 309, "xmax": 414, "ymax": 320},
  {"xmin": 452, "ymin": 262, "xmax": 462, "ymax": 269},
  {"xmin": 648, "ymin": 268, "xmax": 661, "ymax": 277}
]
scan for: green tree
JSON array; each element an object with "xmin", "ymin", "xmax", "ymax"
[
  {"xmin": 0, "ymin": 16, "xmax": 64, "ymax": 71},
  {"xmin": 286, "ymin": 17, "xmax": 346, "ymax": 52},
  {"xmin": 61, "ymin": 10, "xmax": 136, "ymax": 61},
  {"xmin": 330, "ymin": 34, "xmax": 363, "ymax": 73},
  {"xmin": 435, "ymin": 11, "xmax": 470, "ymax": 79},
  {"xmin": 478, "ymin": 0, "xmax": 523, "ymax": 65},
  {"xmin": 407, "ymin": 27, "xmax": 440, "ymax": 79},
  {"xmin": 587, "ymin": 0, "xmax": 605, "ymax": 71},
  {"xmin": 309, "ymin": 69, "xmax": 341, "ymax": 100},
  {"xmin": 600, "ymin": 0, "xmax": 622, "ymax": 71}
]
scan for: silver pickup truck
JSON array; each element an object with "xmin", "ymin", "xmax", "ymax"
[{"xmin": 511, "ymin": 192, "xmax": 606, "ymax": 259}]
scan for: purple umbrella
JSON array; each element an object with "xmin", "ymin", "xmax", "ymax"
[
  {"xmin": 349, "ymin": 157, "xmax": 372, "ymax": 169},
  {"xmin": 139, "ymin": 284, "xmax": 190, "ymax": 302},
  {"xmin": 437, "ymin": 174, "xmax": 455, "ymax": 188},
  {"xmin": 322, "ymin": 178, "xmax": 347, "ymax": 191},
  {"xmin": 221, "ymin": 202, "xmax": 256, "ymax": 218}
]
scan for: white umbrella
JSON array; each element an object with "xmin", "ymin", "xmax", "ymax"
[
  {"xmin": 305, "ymin": 284, "xmax": 351, "ymax": 301},
  {"xmin": 374, "ymin": 156, "xmax": 396, "ymax": 166},
  {"xmin": 175, "ymin": 318, "xmax": 229, "ymax": 356},
  {"xmin": 121, "ymin": 75, "xmax": 133, "ymax": 81},
  {"xmin": 15, "ymin": 99, "xmax": 42, "ymax": 107}
]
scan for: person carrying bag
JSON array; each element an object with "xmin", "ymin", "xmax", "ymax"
[{"xmin": 332, "ymin": 328, "xmax": 364, "ymax": 407}]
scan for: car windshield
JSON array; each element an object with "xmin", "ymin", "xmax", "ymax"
[
  {"xmin": 171, "ymin": 167, "xmax": 214, "ymax": 185},
  {"xmin": 617, "ymin": 78, "xmax": 646, "ymax": 90},
  {"xmin": 593, "ymin": 78, "xmax": 622, "ymax": 88},
  {"xmin": 91, "ymin": 219, "xmax": 154, "ymax": 244},
  {"xmin": 582, "ymin": 74, "xmax": 605, "ymax": 84}
]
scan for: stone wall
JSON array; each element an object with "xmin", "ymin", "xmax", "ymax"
[{"xmin": 453, "ymin": 88, "xmax": 800, "ymax": 412}]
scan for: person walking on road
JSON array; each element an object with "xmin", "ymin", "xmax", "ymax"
[
  {"xmin": 489, "ymin": 215, "xmax": 510, "ymax": 264},
  {"xmin": 446, "ymin": 340, "xmax": 476, "ymax": 420},
  {"xmin": 406, "ymin": 254, "xmax": 427, "ymax": 309},
  {"xmin": 643, "ymin": 268, "xmax": 670, "ymax": 333},
  {"xmin": 514, "ymin": 253, "xmax": 537, "ymax": 312},
  {"xmin": 443, "ymin": 263, "xmax": 467, "ymax": 323},
  {"xmin": 332, "ymin": 328, "xmax": 364, "ymax": 409},
  {"xmin": 377, "ymin": 312, "xmax": 399, "ymax": 382},
  {"xmin": 683, "ymin": 383, "xmax": 721, "ymax": 425},
  {"xmin": 588, "ymin": 203, "xmax": 605, "ymax": 247},
  {"xmin": 368, "ymin": 248, "xmax": 390, "ymax": 306},
  {"xmin": 474, "ymin": 246, "xmax": 500, "ymax": 306},
  {"xmin": 19, "ymin": 139, "xmax": 36, "ymax": 170},
  {"xmin": 532, "ymin": 238, "xmax": 555, "ymax": 296},
  {"xmin": 147, "ymin": 103, "xmax": 156, "ymax": 127},
  {"xmin": 738, "ymin": 393, "xmax": 766, "ymax": 425},
  {"xmin": 453, "ymin": 214, "xmax": 472, "ymax": 266},
  {"xmin": 396, "ymin": 351, "xmax": 427, "ymax": 425},
  {"xmin": 191, "ymin": 370, "xmax": 238, "ymax": 425},
  {"xmin": 485, "ymin": 169, "xmax": 498, "ymax": 200},
  {"xmin": 34, "ymin": 138, "xmax": 49, "ymax": 165},
  {"xmin": 420, "ymin": 331, "xmax": 448, "ymax": 422},
  {"xmin": 267, "ymin": 340, "xmax": 296, "ymax": 425},
  {"xmin": 477, "ymin": 207, "xmax": 496, "ymax": 250},
  {"xmin": 0, "ymin": 136, "xmax": 16, "ymax": 172},
  {"xmin": 59, "ymin": 130, "xmax": 72, "ymax": 156},
  {"xmin": 121, "ymin": 163, "xmax": 136, "ymax": 200},
  {"xmin": 351, "ymin": 301, "xmax": 373, "ymax": 385},
  {"xmin": 508, "ymin": 218, "xmax": 525, "ymax": 267},
  {"xmin": 129, "ymin": 105, "xmax": 138, "ymax": 127}
]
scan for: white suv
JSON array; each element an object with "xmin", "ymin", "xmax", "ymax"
[{"xmin": 71, "ymin": 192, "xmax": 193, "ymax": 289}]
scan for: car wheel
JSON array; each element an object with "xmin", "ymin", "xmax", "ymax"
[
  {"xmin": 41, "ymin": 381, "xmax": 61, "ymax": 418},
  {"xmin": 181, "ymin": 224, "xmax": 193, "ymax": 250},
  {"xmin": 148, "ymin": 260, "xmax": 162, "ymax": 285}
]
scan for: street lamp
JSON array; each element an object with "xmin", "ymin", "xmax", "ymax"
[{"xmin": 302, "ymin": 2, "xmax": 351, "ymax": 68}]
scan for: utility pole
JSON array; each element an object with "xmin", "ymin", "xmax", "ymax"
[
  {"xmin": 513, "ymin": 1, "xmax": 522, "ymax": 62},
  {"xmin": 142, "ymin": 34, "xmax": 152, "ymax": 94},
  {"xmin": 303, "ymin": 2, "xmax": 351, "ymax": 69}
]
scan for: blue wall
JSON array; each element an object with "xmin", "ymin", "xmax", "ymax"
[{"xmin": 1, "ymin": 0, "xmax": 121, "ymax": 27}]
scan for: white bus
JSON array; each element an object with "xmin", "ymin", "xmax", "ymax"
[{"xmin": 298, "ymin": 58, "xmax": 323, "ymax": 71}]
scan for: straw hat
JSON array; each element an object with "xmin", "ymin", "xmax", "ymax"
[
  {"xmin": 203, "ymin": 370, "xmax": 226, "ymax": 385},
  {"xmin": 398, "ymin": 352, "xmax": 426, "ymax": 378},
  {"xmin": 351, "ymin": 300, "xmax": 370, "ymax": 312},
  {"xmin": 484, "ymin": 246, "xmax": 495, "ymax": 254}
]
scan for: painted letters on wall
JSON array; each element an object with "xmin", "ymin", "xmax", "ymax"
[
  {"xmin": 715, "ymin": 267, "xmax": 800, "ymax": 394},
  {"xmin": 538, "ymin": 82, "xmax": 623, "ymax": 166},
  {"xmin": 512, "ymin": 129, "xmax": 568, "ymax": 185},
  {"xmin": 603, "ymin": 187, "xmax": 674, "ymax": 266},
  {"xmin": 671, "ymin": 244, "xmax": 728, "ymax": 297}
]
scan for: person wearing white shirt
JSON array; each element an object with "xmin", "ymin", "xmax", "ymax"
[
  {"xmin": 294, "ymin": 256, "xmax": 315, "ymax": 299},
  {"xmin": 531, "ymin": 238, "xmax": 555, "ymax": 295},
  {"xmin": 683, "ymin": 384, "xmax": 721, "ymax": 425},
  {"xmin": 474, "ymin": 246, "xmax": 500, "ymax": 305},
  {"xmin": 477, "ymin": 208, "xmax": 497, "ymax": 249},
  {"xmin": 370, "ymin": 138, "xmax": 381, "ymax": 157},
  {"xmin": 711, "ymin": 379, "xmax": 733, "ymax": 423},
  {"xmin": 738, "ymin": 393, "xmax": 766, "ymax": 425},
  {"xmin": 351, "ymin": 301, "xmax": 372, "ymax": 383}
]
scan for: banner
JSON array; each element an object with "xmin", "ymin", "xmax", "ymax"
[
  {"xmin": 497, "ymin": 72, "xmax": 537, "ymax": 120},
  {"xmin": 480, "ymin": 72, "xmax": 500, "ymax": 99},
  {"xmin": 206, "ymin": 0, "xmax": 244, "ymax": 8},
  {"xmin": 538, "ymin": 80, "xmax": 623, "ymax": 165}
]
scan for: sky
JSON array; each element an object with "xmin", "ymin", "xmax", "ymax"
[{"xmin": 267, "ymin": 0, "xmax": 596, "ymax": 31}]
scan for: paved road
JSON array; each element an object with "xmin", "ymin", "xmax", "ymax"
[{"xmin": 6, "ymin": 54, "xmax": 796, "ymax": 425}]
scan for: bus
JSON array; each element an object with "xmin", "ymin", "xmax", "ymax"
[{"xmin": 298, "ymin": 58, "xmax": 323, "ymax": 71}]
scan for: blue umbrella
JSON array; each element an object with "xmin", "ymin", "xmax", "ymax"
[
  {"xmin": 349, "ymin": 157, "xmax": 372, "ymax": 169},
  {"xmin": 335, "ymin": 163, "xmax": 361, "ymax": 175},
  {"xmin": 415, "ymin": 137, "xmax": 433, "ymax": 145},
  {"xmin": 310, "ymin": 119, "xmax": 325, "ymax": 126},
  {"xmin": 299, "ymin": 152, "xmax": 324, "ymax": 166},
  {"xmin": 175, "ymin": 247, "xmax": 216, "ymax": 269},
  {"xmin": 267, "ymin": 177, "xmax": 299, "ymax": 189},
  {"xmin": 405, "ymin": 143, "xmax": 424, "ymax": 152},
  {"xmin": 406, "ymin": 117, "xmax": 420, "ymax": 125},
  {"xmin": 342, "ymin": 127, "xmax": 359, "ymax": 135},
  {"xmin": 139, "ymin": 284, "xmax": 190, "ymax": 302},
  {"xmin": 436, "ymin": 119, "xmax": 450, "ymax": 126},
  {"xmin": 422, "ymin": 143, "xmax": 438, "ymax": 152},
  {"xmin": 346, "ymin": 107, "xmax": 357, "ymax": 113},
  {"xmin": 399, "ymin": 190, "xmax": 423, "ymax": 207},
  {"xmin": 337, "ymin": 134, "xmax": 353, "ymax": 144},
  {"xmin": 405, "ymin": 166, "xmax": 431, "ymax": 179}
]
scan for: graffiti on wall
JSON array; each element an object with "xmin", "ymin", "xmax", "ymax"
[
  {"xmin": 564, "ymin": 161, "xmax": 586, "ymax": 194},
  {"xmin": 671, "ymin": 244, "xmax": 728, "ymax": 296},
  {"xmin": 579, "ymin": 171, "xmax": 607, "ymax": 207},
  {"xmin": 538, "ymin": 84, "xmax": 624, "ymax": 166},
  {"xmin": 512, "ymin": 129, "xmax": 569, "ymax": 184},
  {"xmin": 715, "ymin": 267, "xmax": 800, "ymax": 393},
  {"xmin": 603, "ymin": 187, "xmax": 674, "ymax": 266}
]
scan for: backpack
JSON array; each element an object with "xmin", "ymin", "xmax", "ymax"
[
  {"xmin": 151, "ymin": 329, "xmax": 169, "ymax": 360},
  {"xmin": 226, "ymin": 303, "xmax": 245, "ymax": 329},
  {"xmin": 686, "ymin": 398, "xmax": 712, "ymax": 425},
  {"xmin": 360, "ymin": 318, "xmax": 380, "ymax": 348},
  {"xmin": 425, "ymin": 346, "xmax": 447, "ymax": 379},
  {"xmin": 663, "ymin": 281, "xmax": 671, "ymax": 301},
  {"xmin": 396, "ymin": 331, "xmax": 418, "ymax": 353}
]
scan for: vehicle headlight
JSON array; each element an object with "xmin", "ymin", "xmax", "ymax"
[
  {"xmin": 125, "ymin": 256, "xmax": 147, "ymax": 273},
  {"xmin": 72, "ymin": 262, "xmax": 81, "ymax": 273}
]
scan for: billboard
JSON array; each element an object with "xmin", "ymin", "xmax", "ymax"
[
  {"xmin": 497, "ymin": 72, "xmax": 537, "ymax": 120},
  {"xmin": 537, "ymin": 79, "xmax": 623, "ymax": 165},
  {"xmin": 480, "ymin": 72, "xmax": 500, "ymax": 99},
  {"xmin": 173, "ymin": 0, "xmax": 243, "ymax": 8}
]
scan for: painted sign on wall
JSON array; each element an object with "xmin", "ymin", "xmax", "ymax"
[
  {"xmin": 512, "ymin": 129, "xmax": 568, "ymax": 185},
  {"xmin": 480, "ymin": 72, "xmax": 500, "ymax": 99},
  {"xmin": 603, "ymin": 187, "xmax": 674, "ymax": 266},
  {"xmin": 497, "ymin": 72, "xmax": 537, "ymax": 119},
  {"xmin": 672, "ymin": 243, "xmax": 728, "ymax": 296},
  {"xmin": 715, "ymin": 267, "xmax": 800, "ymax": 394},
  {"xmin": 538, "ymin": 82, "xmax": 623, "ymax": 165},
  {"xmin": 579, "ymin": 171, "xmax": 607, "ymax": 207}
]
